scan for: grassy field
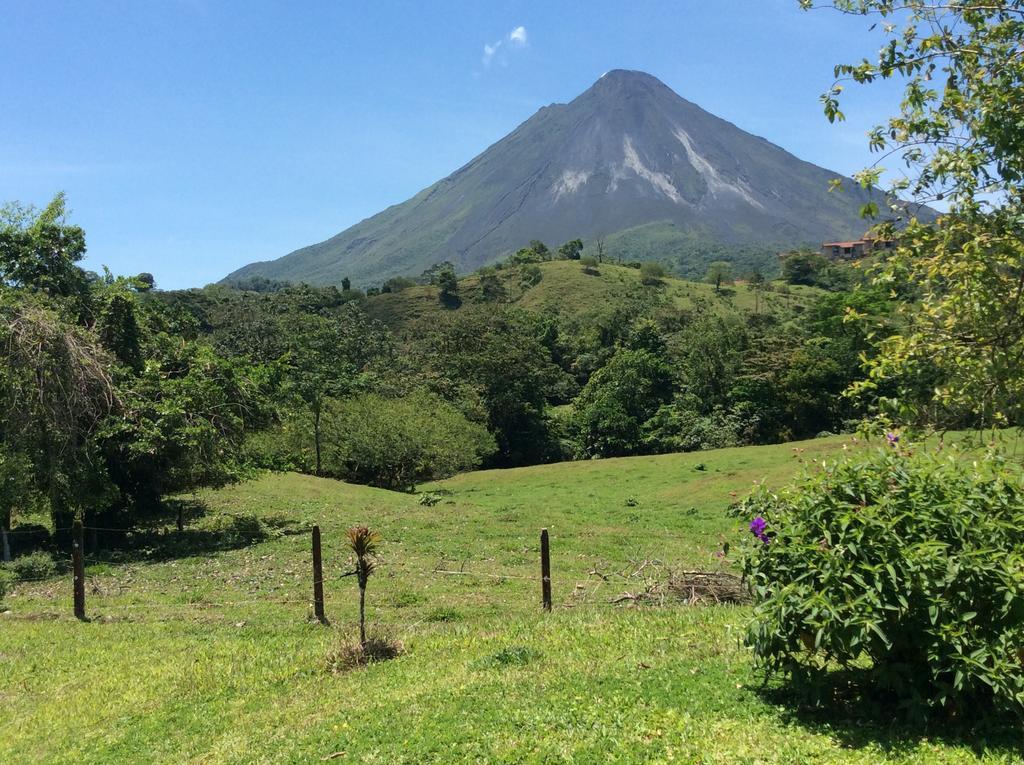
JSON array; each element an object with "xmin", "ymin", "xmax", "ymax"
[
  {"xmin": 363, "ymin": 260, "xmax": 823, "ymax": 334},
  {"xmin": 2, "ymin": 434, "xmax": 1022, "ymax": 764}
]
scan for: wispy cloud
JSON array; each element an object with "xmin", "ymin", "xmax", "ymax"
[
  {"xmin": 481, "ymin": 25, "xmax": 528, "ymax": 68},
  {"xmin": 482, "ymin": 41, "xmax": 501, "ymax": 67}
]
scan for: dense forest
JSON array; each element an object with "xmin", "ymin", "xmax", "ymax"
[{"xmin": 0, "ymin": 193, "xmax": 990, "ymax": 553}]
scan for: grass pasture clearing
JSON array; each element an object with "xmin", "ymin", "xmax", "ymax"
[{"xmin": 1, "ymin": 435, "xmax": 1022, "ymax": 764}]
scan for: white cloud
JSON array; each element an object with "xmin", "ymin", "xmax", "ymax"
[
  {"xmin": 482, "ymin": 41, "xmax": 501, "ymax": 67},
  {"xmin": 481, "ymin": 26, "xmax": 527, "ymax": 68}
]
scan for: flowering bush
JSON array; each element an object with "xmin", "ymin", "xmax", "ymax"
[{"xmin": 737, "ymin": 445, "xmax": 1024, "ymax": 718}]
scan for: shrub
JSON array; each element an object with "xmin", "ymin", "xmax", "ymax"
[
  {"xmin": 519, "ymin": 263, "xmax": 543, "ymax": 289},
  {"xmin": 323, "ymin": 390, "xmax": 496, "ymax": 490},
  {"xmin": 737, "ymin": 445, "xmax": 1024, "ymax": 719},
  {"xmin": 641, "ymin": 400, "xmax": 747, "ymax": 453},
  {"xmin": 580, "ymin": 256, "xmax": 599, "ymax": 275},
  {"xmin": 0, "ymin": 567, "xmax": 13, "ymax": 603},
  {"xmin": 382, "ymin": 276, "xmax": 416, "ymax": 293},
  {"xmin": 326, "ymin": 632, "xmax": 403, "ymax": 673},
  {"xmin": 639, "ymin": 261, "xmax": 667, "ymax": 285},
  {"xmin": 6, "ymin": 551, "xmax": 59, "ymax": 581},
  {"xmin": 476, "ymin": 645, "xmax": 543, "ymax": 669}
]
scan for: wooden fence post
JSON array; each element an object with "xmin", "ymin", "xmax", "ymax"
[
  {"xmin": 72, "ymin": 519, "xmax": 85, "ymax": 621},
  {"xmin": 312, "ymin": 525, "xmax": 327, "ymax": 624},
  {"xmin": 540, "ymin": 528, "xmax": 552, "ymax": 612}
]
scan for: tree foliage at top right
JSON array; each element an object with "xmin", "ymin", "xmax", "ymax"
[{"xmin": 809, "ymin": 0, "xmax": 1024, "ymax": 428}]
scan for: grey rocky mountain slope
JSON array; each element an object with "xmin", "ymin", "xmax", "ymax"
[{"xmin": 224, "ymin": 70, "xmax": 885, "ymax": 286}]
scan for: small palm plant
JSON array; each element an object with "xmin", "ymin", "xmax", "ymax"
[{"xmin": 345, "ymin": 525, "xmax": 380, "ymax": 648}]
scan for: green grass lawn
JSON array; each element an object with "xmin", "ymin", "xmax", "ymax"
[{"xmin": 2, "ymin": 434, "xmax": 1022, "ymax": 764}]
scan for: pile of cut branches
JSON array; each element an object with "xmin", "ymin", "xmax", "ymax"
[{"xmin": 588, "ymin": 558, "xmax": 749, "ymax": 606}]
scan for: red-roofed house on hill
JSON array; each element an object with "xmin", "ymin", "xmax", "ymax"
[{"xmin": 821, "ymin": 236, "xmax": 896, "ymax": 260}]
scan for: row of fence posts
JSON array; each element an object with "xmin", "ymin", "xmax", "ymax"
[{"xmin": 67, "ymin": 520, "xmax": 553, "ymax": 621}]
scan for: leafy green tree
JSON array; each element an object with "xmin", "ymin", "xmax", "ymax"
[
  {"xmin": 811, "ymin": 0, "xmax": 1024, "ymax": 209},
  {"xmin": 676, "ymin": 315, "xmax": 748, "ymax": 411},
  {"xmin": 781, "ymin": 250, "xmax": 828, "ymax": 286},
  {"xmin": 557, "ymin": 238, "xmax": 583, "ymax": 260},
  {"xmin": 419, "ymin": 307, "xmax": 571, "ymax": 465},
  {"xmin": 280, "ymin": 305, "xmax": 391, "ymax": 475},
  {"xmin": 476, "ymin": 266, "xmax": 506, "ymax": 302},
  {"xmin": 436, "ymin": 264, "xmax": 459, "ymax": 305},
  {"xmin": 705, "ymin": 261, "xmax": 733, "ymax": 293},
  {"xmin": 100, "ymin": 343, "xmax": 273, "ymax": 513},
  {"xmin": 641, "ymin": 397, "xmax": 746, "ymax": 453},
  {"xmin": 0, "ymin": 290, "xmax": 117, "ymax": 529},
  {"xmin": 810, "ymin": 0, "xmax": 1024, "ymax": 428},
  {"xmin": 580, "ymin": 255, "xmax": 599, "ymax": 274},
  {"xmin": 0, "ymin": 193, "xmax": 90, "ymax": 308},
  {"xmin": 95, "ymin": 279, "xmax": 145, "ymax": 373},
  {"xmin": 421, "ymin": 261, "xmax": 456, "ymax": 285},
  {"xmin": 519, "ymin": 263, "xmax": 543, "ymax": 289},
  {"xmin": 341, "ymin": 276, "xmax": 351, "ymax": 292},
  {"xmin": 528, "ymin": 240, "xmax": 550, "ymax": 260},
  {"xmin": 571, "ymin": 348, "xmax": 675, "ymax": 457}
]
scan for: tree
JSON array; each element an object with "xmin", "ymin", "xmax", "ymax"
[
  {"xmin": 528, "ymin": 240, "xmax": 550, "ymax": 260},
  {"xmin": 280, "ymin": 310, "xmax": 365, "ymax": 475},
  {"xmin": 341, "ymin": 276, "xmax": 351, "ymax": 292},
  {"xmin": 476, "ymin": 266, "xmax": 506, "ymax": 302},
  {"xmin": 748, "ymin": 270, "xmax": 767, "ymax": 313},
  {"xmin": 781, "ymin": 250, "xmax": 827, "ymax": 286},
  {"xmin": 420, "ymin": 307, "xmax": 571, "ymax": 465},
  {"xmin": 520, "ymin": 263, "xmax": 543, "ymax": 289},
  {"xmin": 0, "ymin": 193, "xmax": 90, "ymax": 308},
  {"xmin": 557, "ymin": 239, "xmax": 583, "ymax": 261},
  {"xmin": 345, "ymin": 526, "xmax": 380, "ymax": 649},
  {"xmin": 810, "ymin": 0, "xmax": 1024, "ymax": 428},
  {"xmin": 436, "ymin": 264, "xmax": 459, "ymax": 305},
  {"xmin": 811, "ymin": 0, "xmax": 1024, "ymax": 210},
  {"xmin": 100, "ymin": 343, "xmax": 273, "ymax": 514},
  {"xmin": 580, "ymin": 255, "xmax": 599, "ymax": 275},
  {"xmin": 571, "ymin": 348, "xmax": 675, "ymax": 457},
  {"xmin": 705, "ymin": 261, "xmax": 733, "ymax": 293},
  {"xmin": 676, "ymin": 315, "xmax": 749, "ymax": 411},
  {"xmin": 0, "ymin": 292, "xmax": 117, "ymax": 529}
]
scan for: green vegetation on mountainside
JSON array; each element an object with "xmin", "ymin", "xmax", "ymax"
[{"xmin": 363, "ymin": 260, "xmax": 821, "ymax": 334}]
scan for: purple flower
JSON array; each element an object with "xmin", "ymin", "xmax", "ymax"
[
  {"xmin": 749, "ymin": 516, "xmax": 770, "ymax": 544},
  {"xmin": 886, "ymin": 432, "xmax": 900, "ymax": 447}
]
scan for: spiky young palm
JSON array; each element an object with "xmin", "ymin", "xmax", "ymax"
[{"xmin": 345, "ymin": 526, "xmax": 380, "ymax": 647}]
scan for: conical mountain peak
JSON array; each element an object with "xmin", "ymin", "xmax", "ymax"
[{"xmin": 224, "ymin": 72, "xmax": 881, "ymax": 287}]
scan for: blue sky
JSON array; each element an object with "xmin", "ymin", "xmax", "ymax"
[{"xmin": 1, "ymin": 1, "xmax": 905, "ymax": 289}]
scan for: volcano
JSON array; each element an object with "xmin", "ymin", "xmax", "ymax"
[{"xmin": 225, "ymin": 70, "xmax": 886, "ymax": 286}]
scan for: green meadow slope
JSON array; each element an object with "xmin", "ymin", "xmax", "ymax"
[
  {"xmin": 363, "ymin": 260, "xmax": 821, "ymax": 334},
  {"xmin": 1, "ymin": 435, "xmax": 1018, "ymax": 764}
]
